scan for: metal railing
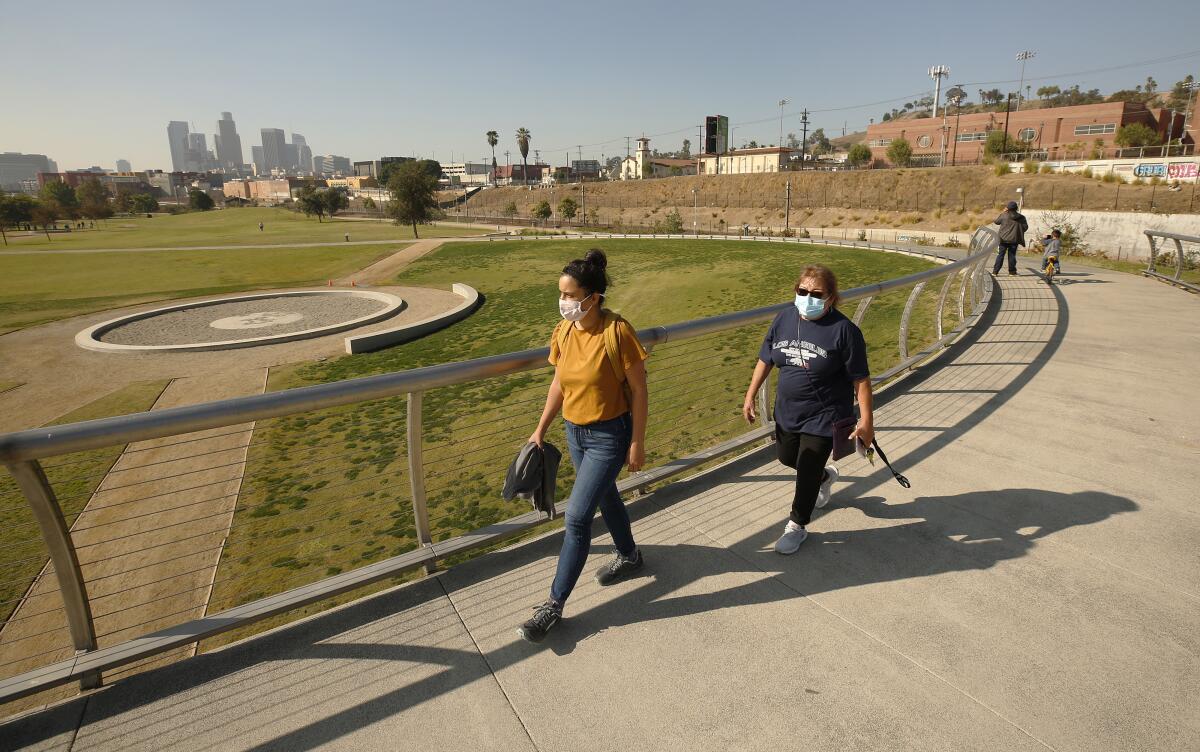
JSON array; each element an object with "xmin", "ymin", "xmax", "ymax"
[
  {"xmin": 1144, "ymin": 230, "xmax": 1200, "ymax": 293},
  {"xmin": 0, "ymin": 228, "xmax": 998, "ymax": 707}
]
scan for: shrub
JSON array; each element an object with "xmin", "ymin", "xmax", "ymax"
[
  {"xmin": 847, "ymin": 143, "xmax": 872, "ymax": 167},
  {"xmin": 662, "ymin": 208, "xmax": 684, "ymax": 233},
  {"xmin": 1039, "ymin": 164, "xmax": 1054, "ymax": 174},
  {"xmin": 994, "ymin": 162, "xmax": 1012, "ymax": 176},
  {"xmin": 1023, "ymin": 160, "xmax": 1038, "ymax": 174},
  {"xmin": 1101, "ymin": 172, "xmax": 1121, "ymax": 184},
  {"xmin": 781, "ymin": 228, "xmax": 795, "ymax": 237},
  {"xmin": 857, "ymin": 230, "xmax": 867, "ymax": 241},
  {"xmin": 1081, "ymin": 167, "xmax": 1093, "ymax": 178},
  {"xmin": 886, "ymin": 138, "xmax": 913, "ymax": 167},
  {"xmin": 943, "ymin": 236, "xmax": 964, "ymax": 248},
  {"xmin": 798, "ymin": 229, "xmax": 811, "ymax": 238}
]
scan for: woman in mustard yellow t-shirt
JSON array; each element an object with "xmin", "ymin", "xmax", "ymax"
[{"xmin": 518, "ymin": 249, "xmax": 649, "ymax": 643}]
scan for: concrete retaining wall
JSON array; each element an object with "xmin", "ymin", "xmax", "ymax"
[
  {"xmin": 344, "ymin": 283, "xmax": 481, "ymax": 354},
  {"xmin": 1020, "ymin": 210, "xmax": 1200, "ymax": 260}
]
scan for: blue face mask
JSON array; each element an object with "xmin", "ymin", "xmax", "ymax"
[{"xmin": 795, "ymin": 294, "xmax": 826, "ymax": 319}]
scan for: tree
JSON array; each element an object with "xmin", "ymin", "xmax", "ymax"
[
  {"xmin": 515, "ymin": 128, "xmax": 532, "ymax": 187},
  {"xmin": 484, "ymin": 131, "xmax": 500, "ymax": 187},
  {"xmin": 1115, "ymin": 123, "xmax": 1161, "ymax": 148},
  {"xmin": 502, "ymin": 201, "xmax": 518, "ymax": 218},
  {"xmin": 296, "ymin": 185, "xmax": 326, "ymax": 221},
  {"xmin": 30, "ymin": 201, "xmax": 58, "ymax": 239},
  {"xmin": 40, "ymin": 180, "xmax": 78, "ymax": 219},
  {"xmin": 77, "ymin": 178, "xmax": 112, "ymax": 221},
  {"xmin": 113, "ymin": 186, "xmax": 135, "ymax": 213},
  {"xmin": 747, "ymin": 140, "xmax": 760, "ymax": 148},
  {"xmin": 415, "ymin": 159, "xmax": 443, "ymax": 180},
  {"xmin": 0, "ymin": 192, "xmax": 36, "ymax": 244},
  {"xmin": 558, "ymin": 196, "xmax": 578, "ymax": 220},
  {"xmin": 881, "ymin": 112, "xmax": 892, "ymax": 122},
  {"xmin": 322, "ymin": 187, "xmax": 348, "ymax": 219},
  {"xmin": 662, "ymin": 209, "xmax": 683, "ymax": 233},
  {"xmin": 189, "ymin": 189, "xmax": 214, "ymax": 211},
  {"xmin": 1144, "ymin": 76, "xmax": 1157, "ymax": 95},
  {"xmin": 984, "ymin": 130, "xmax": 1023, "ymax": 158},
  {"xmin": 847, "ymin": 143, "xmax": 872, "ymax": 168},
  {"xmin": 886, "ymin": 138, "xmax": 912, "ymax": 167},
  {"xmin": 1037, "ymin": 85, "xmax": 1060, "ymax": 103},
  {"xmin": 680, "ymin": 138, "xmax": 691, "ymax": 158},
  {"xmin": 387, "ymin": 160, "xmax": 438, "ymax": 238},
  {"xmin": 362, "ymin": 196, "xmax": 377, "ymax": 211},
  {"xmin": 1107, "ymin": 88, "xmax": 1148, "ymax": 104},
  {"xmin": 785, "ymin": 132, "xmax": 800, "ymax": 149},
  {"xmin": 1167, "ymin": 75, "xmax": 1196, "ymax": 111},
  {"xmin": 807, "ymin": 128, "xmax": 832, "ymax": 156},
  {"xmin": 532, "ymin": 200, "xmax": 552, "ymax": 221},
  {"xmin": 131, "ymin": 193, "xmax": 158, "ymax": 213}
]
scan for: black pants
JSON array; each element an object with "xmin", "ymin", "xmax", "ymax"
[
  {"xmin": 776, "ymin": 426, "xmax": 833, "ymax": 526},
  {"xmin": 993, "ymin": 243, "xmax": 1018, "ymax": 274}
]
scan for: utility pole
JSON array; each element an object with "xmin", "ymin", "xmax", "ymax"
[
  {"xmin": 625, "ymin": 136, "xmax": 631, "ymax": 158},
  {"xmin": 785, "ymin": 180, "xmax": 791, "ymax": 232},
  {"xmin": 1003, "ymin": 93, "xmax": 1014, "ymax": 158},
  {"xmin": 929, "ymin": 65, "xmax": 949, "ymax": 119},
  {"xmin": 799, "ymin": 109, "xmax": 810, "ymax": 167},
  {"xmin": 1015, "ymin": 51, "xmax": 1035, "ymax": 111},
  {"xmin": 692, "ymin": 187, "xmax": 698, "ymax": 235}
]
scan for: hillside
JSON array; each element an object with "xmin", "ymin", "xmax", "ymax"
[{"xmin": 459, "ymin": 166, "xmax": 1196, "ymax": 236}]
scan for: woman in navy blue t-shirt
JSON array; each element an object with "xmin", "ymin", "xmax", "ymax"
[{"xmin": 742, "ymin": 264, "xmax": 874, "ymax": 554}]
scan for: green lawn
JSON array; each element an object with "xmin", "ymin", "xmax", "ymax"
[
  {"xmin": 0, "ymin": 243, "xmax": 405, "ymax": 333},
  {"xmin": 1, "ymin": 207, "xmax": 483, "ymax": 251},
  {"xmin": 201, "ymin": 239, "xmax": 950, "ymax": 648},
  {"xmin": 0, "ymin": 380, "xmax": 171, "ymax": 625}
]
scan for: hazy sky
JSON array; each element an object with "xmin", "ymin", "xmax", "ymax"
[{"xmin": 3, "ymin": 0, "xmax": 1199, "ymax": 171}]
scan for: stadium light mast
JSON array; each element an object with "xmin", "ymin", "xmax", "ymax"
[
  {"xmin": 1016, "ymin": 51, "xmax": 1036, "ymax": 110},
  {"xmin": 777, "ymin": 98, "xmax": 790, "ymax": 148}
]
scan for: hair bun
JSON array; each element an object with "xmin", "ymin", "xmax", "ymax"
[{"xmin": 584, "ymin": 249, "xmax": 608, "ymax": 270}]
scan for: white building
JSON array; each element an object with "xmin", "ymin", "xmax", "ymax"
[
  {"xmin": 442, "ymin": 162, "xmax": 493, "ymax": 186},
  {"xmin": 620, "ymin": 138, "xmax": 698, "ymax": 179},
  {"xmin": 699, "ymin": 146, "xmax": 796, "ymax": 175}
]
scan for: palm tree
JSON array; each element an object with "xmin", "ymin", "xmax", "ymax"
[
  {"xmin": 515, "ymin": 128, "xmax": 531, "ymax": 188},
  {"xmin": 486, "ymin": 130, "xmax": 499, "ymax": 187}
]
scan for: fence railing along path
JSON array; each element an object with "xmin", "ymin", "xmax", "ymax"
[
  {"xmin": 1144, "ymin": 229, "xmax": 1200, "ymax": 294},
  {"xmin": 0, "ymin": 227, "xmax": 999, "ymax": 708}
]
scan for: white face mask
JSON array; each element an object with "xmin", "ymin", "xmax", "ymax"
[{"xmin": 559, "ymin": 294, "xmax": 598, "ymax": 322}]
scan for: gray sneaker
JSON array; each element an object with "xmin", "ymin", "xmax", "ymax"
[
  {"xmin": 595, "ymin": 548, "xmax": 644, "ymax": 585},
  {"xmin": 517, "ymin": 600, "xmax": 562, "ymax": 643},
  {"xmin": 815, "ymin": 465, "xmax": 839, "ymax": 509},
  {"xmin": 774, "ymin": 521, "xmax": 808, "ymax": 554}
]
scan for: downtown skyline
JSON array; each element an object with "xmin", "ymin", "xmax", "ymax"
[{"xmin": 3, "ymin": 1, "xmax": 1199, "ymax": 172}]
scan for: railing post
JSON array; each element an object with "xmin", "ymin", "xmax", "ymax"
[
  {"xmin": 897, "ymin": 282, "xmax": 927, "ymax": 362},
  {"xmin": 5, "ymin": 460, "xmax": 101, "ymax": 691},
  {"xmin": 1173, "ymin": 238, "xmax": 1185, "ymax": 281},
  {"xmin": 1146, "ymin": 234, "xmax": 1158, "ymax": 273},
  {"xmin": 852, "ymin": 295, "xmax": 874, "ymax": 327},
  {"xmin": 406, "ymin": 392, "xmax": 435, "ymax": 574},
  {"xmin": 756, "ymin": 381, "xmax": 770, "ymax": 433},
  {"xmin": 957, "ymin": 267, "xmax": 969, "ymax": 321},
  {"xmin": 934, "ymin": 271, "xmax": 956, "ymax": 340}
]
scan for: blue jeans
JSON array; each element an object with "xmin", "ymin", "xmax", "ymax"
[{"xmin": 550, "ymin": 413, "xmax": 635, "ymax": 606}]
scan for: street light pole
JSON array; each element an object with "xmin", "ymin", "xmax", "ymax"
[
  {"xmin": 785, "ymin": 180, "xmax": 791, "ymax": 232},
  {"xmin": 1015, "ymin": 51, "xmax": 1035, "ymax": 111},
  {"xmin": 692, "ymin": 187, "xmax": 698, "ymax": 235}
]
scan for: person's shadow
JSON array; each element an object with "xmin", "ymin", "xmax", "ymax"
[{"xmin": 535, "ymin": 487, "xmax": 1137, "ymax": 652}]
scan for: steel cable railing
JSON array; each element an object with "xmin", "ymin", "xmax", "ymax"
[{"xmin": 0, "ymin": 229, "xmax": 997, "ymax": 708}]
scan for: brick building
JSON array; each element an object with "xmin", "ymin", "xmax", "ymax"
[{"xmin": 865, "ymin": 100, "xmax": 1196, "ymax": 165}]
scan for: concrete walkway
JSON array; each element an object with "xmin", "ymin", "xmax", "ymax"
[{"xmin": 4, "ymin": 264, "xmax": 1199, "ymax": 750}]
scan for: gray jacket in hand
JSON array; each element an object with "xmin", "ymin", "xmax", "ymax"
[
  {"xmin": 994, "ymin": 210, "xmax": 1029, "ymax": 246},
  {"xmin": 503, "ymin": 441, "xmax": 562, "ymax": 519}
]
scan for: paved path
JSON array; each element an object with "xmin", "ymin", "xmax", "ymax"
[{"xmin": 4, "ymin": 263, "xmax": 1198, "ymax": 750}]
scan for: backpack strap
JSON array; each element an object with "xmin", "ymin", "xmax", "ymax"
[{"xmin": 601, "ymin": 310, "xmax": 627, "ymax": 386}]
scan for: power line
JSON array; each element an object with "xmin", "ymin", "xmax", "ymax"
[{"xmin": 958, "ymin": 49, "xmax": 1200, "ymax": 87}]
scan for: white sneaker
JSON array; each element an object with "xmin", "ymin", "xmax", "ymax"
[
  {"xmin": 815, "ymin": 465, "xmax": 839, "ymax": 509},
  {"xmin": 774, "ymin": 521, "xmax": 808, "ymax": 555}
]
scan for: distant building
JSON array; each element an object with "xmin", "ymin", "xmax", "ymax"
[
  {"xmin": 495, "ymin": 164, "xmax": 547, "ymax": 185},
  {"xmin": 864, "ymin": 100, "xmax": 1197, "ymax": 165},
  {"xmin": 442, "ymin": 162, "xmax": 492, "ymax": 186},
  {"xmin": 571, "ymin": 160, "xmax": 601, "ymax": 176},
  {"xmin": 251, "ymin": 146, "xmax": 265, "ymax": 175},
  {"xmin": 620, "ymin": 138, "xmax": 698, "ymax": 179},
  {"xmin": 215, "ymin": 112, "xmax": 245, "ymax": 170},
  {"xmin": 260, "ymin": 128, "xmax": 287, "ymax": 172},
  {"xmin": 167, "ymin": 121, "xmax": 190, "ymax": 172},
  {"xmin": 698, "ymin": 147, "xmax": 796, "ymax": 175},
  {"xmin": 243, "ymin": 177, "xmax": 325, "ymax": 204},
  {"xmin": 353, "ymin": 157, "xmax": 414, "ymax": 180},
  {"xmin": 291, "ymin": 134, "xmax": 312, "ymax": 175},
  {"xmin": 1, "ymin": 152, "xmax": 55, "ymax": 191},
  {"xmin": 116, "ymin": 159, "xmax": 131, "ymax": 172},
  {"xmin": 325, "ymin": 176, "xmax": 378, "ymax": 191},
  {"xmin": 313, "ymin": 155, "xmax": 352, "ymax": 176}
]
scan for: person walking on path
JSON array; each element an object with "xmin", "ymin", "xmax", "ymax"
[
  {"xmin": 742, "ymin": 264, "xmax": 874, "ymax": 554},
  {"xmin": 992, "ymin": 201, "xmax": 1028, "ymax": 276},
  {"xmin": 519, "ymin": 249, "xmax": 650, "ymax": 643}
]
